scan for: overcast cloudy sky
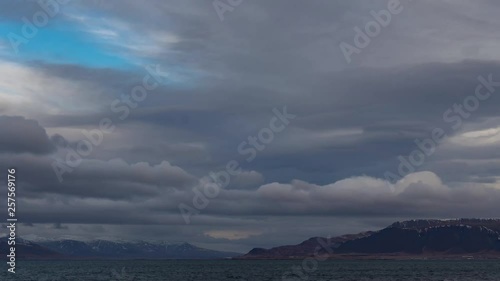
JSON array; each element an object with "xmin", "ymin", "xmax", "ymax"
[{"xmin": 1, "ymin": 0, "xmax": 500, "ymax": 253}]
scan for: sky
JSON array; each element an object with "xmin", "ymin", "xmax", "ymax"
[{"xmin": 1, "ymin": 0, "xmax": 500, "ymax": 253}]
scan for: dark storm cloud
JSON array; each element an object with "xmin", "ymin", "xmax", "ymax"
[
  {"xmin": 0, "ymin": 153, "xmax": 196, "ymax": 200},
  {"xmin": 86, "ymin": 60, "xmax": 500, "ymax": 184},
  {"xmin": 0, "ymin": 115, "xmax": 55, "ymax": 154}
]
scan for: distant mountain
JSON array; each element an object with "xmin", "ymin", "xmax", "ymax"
[
  {"xmin": 240, "ymin": 219, "xmax": 500, "ymax": 259},
  {"xmin": 0, "ymin": 238, "xmax": 240, "ymax": 260},
  {"xmin": 243, "ymin": 232, "xmax": 373, "ymax": 259},
  {"xmin": 0, "ymin": 237, "xmax": 63, "ymax": 259},
  {"xmin": 38, "ymin": 240, "xmax": 240, "ymax": 259},
  {"xmin": 336, "ymin": 219, "xmax": 500, "ymax": 255}
]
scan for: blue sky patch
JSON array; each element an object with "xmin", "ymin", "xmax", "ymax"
[{"xmin": 1, "ymin": 19, "xmax": 136, "ymax": 69}]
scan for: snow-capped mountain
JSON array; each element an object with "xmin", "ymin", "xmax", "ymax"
[
  {"xmin": 1, "ymin": 238, "xmax": 240, "ymax": 259},
  {"xmin": 241, "ymin": 219, "xmax": 500, "ymax": 259},
  {"xmin": 38, "ymin": 239, "xmax": 240, "ymax": 259},
  {"xmin": 0, "ymin": 237, "xmax": 62, "ymax": 259}
]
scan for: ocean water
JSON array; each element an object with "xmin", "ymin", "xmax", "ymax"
[{"xmin": 1, "ymin": 259, "xmax": 500, "ymax": 280}]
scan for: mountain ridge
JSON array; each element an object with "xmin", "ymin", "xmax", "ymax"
[
  {"xmin": 0, "ymin": 238, "xmax": 241, "ymax": 260},
  {"xmin": 240, "ymin": 218, "xmax": 500, "ymax": 259}
]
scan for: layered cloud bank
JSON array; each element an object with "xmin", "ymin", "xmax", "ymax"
[{"xmin": 2, "ymin": 111, "xmax": 500, "ymax": 251}]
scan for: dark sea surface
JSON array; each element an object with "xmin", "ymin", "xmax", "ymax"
[{"xmin": 1, "ymin": 259, "xmax": 500, "ymax": 281}]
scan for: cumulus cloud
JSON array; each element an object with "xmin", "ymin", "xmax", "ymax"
[
  {"xmin": 248, "ymin": 171, "xmax": 499, "ymax": 217},
  {"xmin": 0, "ymin": 115, "xmax": 55, "ymax": 154},
  {"xmin": 5, "ymin": 155, "xmax": 196, "ymax": 200}
]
